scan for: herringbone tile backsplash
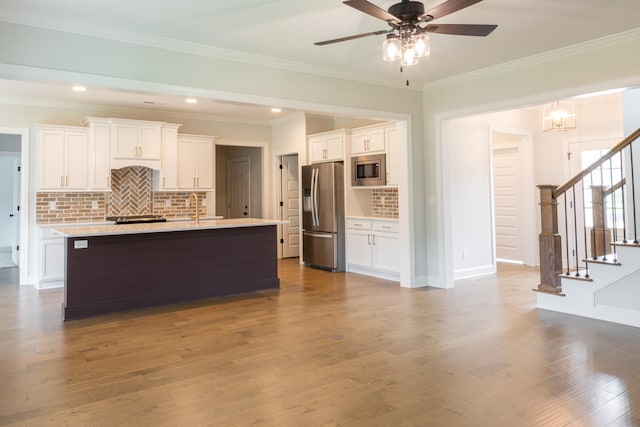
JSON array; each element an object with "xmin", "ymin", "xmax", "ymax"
[{"xmin": 108, "ymin": 166, "xmax": 153, "ymax": 216}]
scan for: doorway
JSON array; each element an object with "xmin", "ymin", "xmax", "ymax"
[
  {"xmin": 279, "ymin": 154, "xmax": 300, "ymax": 258},
  {"xmin": 490, "ymin": 128, "xmax": 536, "ymax": 267},
  {"xmin": 491, "ymin": 132, "xmax": 525, "ymax": 263},
  {"xmin": 215, "ymin": 144, "xmax": 264, "ymax": 219},
  {"xmin": 0, "ymin": 134, "xmax": 22, "ymax": 270},
  {"xmin": 227, "ymin": 156, "xmax": 251, "ymax": 219}
]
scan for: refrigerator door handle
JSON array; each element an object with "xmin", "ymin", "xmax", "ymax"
[
  {"xmin": 313, "ymin": 168, "xmax": 320, "ymax": 226},
  {"xmin": 304, "ymin": 231, "xmax": 332, "ymax": 238},
  {"xmin": 310, "ymin": 168, "xmax": 316, "ymax": 226}
]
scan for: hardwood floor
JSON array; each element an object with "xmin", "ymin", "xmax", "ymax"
[{"xmin": 1, "ymin": 260, "xmax": 640, "ymax": 426}]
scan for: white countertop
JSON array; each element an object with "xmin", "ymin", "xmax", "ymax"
[{"xmin": 54, "ymin": 218, "xmax": 287, "ymax": 237}]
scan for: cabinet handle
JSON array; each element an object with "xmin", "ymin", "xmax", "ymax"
[
  {"xmin": 353, "ymin": 223, "xmax": 363, "ymax": 227},
  {"xmin": 367, "ymin": 234, "xmax": 371, "ymax": 245},
  {"xmin": 193, "ymin": 177, "xmax": 196, "ymax": 187},
  {"xmin": 139, "ymin": 146, "xmax": 142, "ymax": 157},
  {"xmin": 60, "ymin": 176, "xmax": 64, "ymax": 187},
  {"xmin": 66, "ymin": 176, "xmax": 69, "ymax": 187},
  {"xmin": 382, "ymin": 226, "xmax": 391, "ymax": 229},
  {"xmin": 372, "ymin": 234, "xmax": 376, "ymax": 245},
  {"xmin": 197, "ymin": 177, "xmax": 200, "ymax": 187},
  {"xmin": 163, "ymin": 176, "xmax": 166, "ymax": 187}
]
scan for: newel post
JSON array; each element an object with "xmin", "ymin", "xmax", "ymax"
[{"xmin": 537, "ymin": 185, "xmax": 562, "ymax": 293}]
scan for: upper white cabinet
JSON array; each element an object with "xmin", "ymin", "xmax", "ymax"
[
  {"xmin": 177, "ymin": 134, "xmax": 215, "ymax": 190},
  {"xmin": 155, "ymin": 124, "xmax": 181, "ymax": 191},
  {"xmin": 385, "ymin": 125, "xmax": 399, "ymax": 186},
  {"xmin": 351, "ymin": 127, "xmax": 385, "ymax": 155},
  {"xmin": 308, "ymin": 129, "xmax": 348, "ymax": 163},
  {"xmin": 111, "ymin": 119, "xmax": 162, "ymax": 163},
  {"xmin": 86, "ymin": 118, "xmax": 111, "ymax": 191},
  {"xmin": 37, "ymin": 126, "xmax": 89, "ymax": 191}
]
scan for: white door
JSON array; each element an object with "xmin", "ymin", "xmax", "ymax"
[
  {"xmin": 492, "ymin": 135, "xmax": 524, "ymax": 263},
  {"xmin": 281, "ymin": 155, "xmax": 299, "ymax": 258},
  {"xmin": 227, "ymin": 157, "xmax": 250, "ymax": 218},
  {"xmin": 11, "ymin": 156, "xmax": 19, "ymax": 265}
]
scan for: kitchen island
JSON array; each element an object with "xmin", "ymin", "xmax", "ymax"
[{"xmin": 55, "ymin": 218, "xmax": 286, "ymax": 320}]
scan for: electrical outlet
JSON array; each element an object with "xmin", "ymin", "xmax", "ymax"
[
  {"xmin": 49, "ymin": 201, "xmax": 56, "ymax": 210},
  {"xmin": 185, "ymin": 199, "xmax": 190, "ymax": 208},
  {"xmin": 380, "ymin": 195, "xmax": 386, "ymax": 204},
  {"xmin": 165, "ymin": 199, "xmax": 171, "ymax": 207},
  {"xmin": 91, "ymin": 201, "xmax": 98, "ymax": 209},
  {"xmin": 202, "ymin": 198, "xmax": 206, "ymax": 206}
]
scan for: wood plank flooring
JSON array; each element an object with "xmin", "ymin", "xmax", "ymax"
[{"xmin": 1, "ymin": 261, "xmax": 640, "ymax": 426}]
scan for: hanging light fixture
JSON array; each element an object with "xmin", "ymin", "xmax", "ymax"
[{"xmin": 542, "ymin": 101, "xmax": 576, "ymax": 132}]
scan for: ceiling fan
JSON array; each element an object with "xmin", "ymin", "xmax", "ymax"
[{"xmin": 315, "ymin": 0, "xmax": 497, "ymax": 66}]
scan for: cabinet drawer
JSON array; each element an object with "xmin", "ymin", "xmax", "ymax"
[
  {"xmin": 372, "ymin": 221, "xmax": 399, "ymax": 233},
  {"xmin": 346, "ymin": 219, "xmax": 372, "ymax": 230}
]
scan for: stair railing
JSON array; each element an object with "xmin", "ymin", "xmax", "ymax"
[{"xmin": 537, "ymin": 128, "xmax": 640, "ymax": 294}]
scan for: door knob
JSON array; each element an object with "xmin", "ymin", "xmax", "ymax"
[{"xmin": 9, "ymin": 214, "xmax": 14, "ymax": 217}]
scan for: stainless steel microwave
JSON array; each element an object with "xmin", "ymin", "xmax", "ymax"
[{"xmin": 351, "ymin": 153, "xmax": 386, "ymax": 186}]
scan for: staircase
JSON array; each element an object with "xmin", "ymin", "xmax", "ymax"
[{"xmin": 535, "ymin": 128, "xmax": 640, "ymax": 328}]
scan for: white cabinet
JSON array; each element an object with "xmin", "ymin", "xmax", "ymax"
[
  {"xmin": 346, "ymin": 218, "xmax": 400, "ymax": 281},
  {"xmin": 385, "ymin": 125, "xmax": 399, "ymax": 186},
  {"xmin": 308, "ymin": 130, "xmax": 347, "ymax": 163},
  {"xmin": 37, "ymin": 126, "xmax": 89, "ymax": 190},
  {"xmin": 156, "ymin": 125, "xmax": 181, "ymax": 191},
  {"xmin": 350, "ymin": 123, "xmax": 399, "ymax": 186},
  {"xmin": 352, "ymin": 127, "xmax": 385, "ymax": 155},
  {"xmin": 37, "ymin": 226, "xmax": 65, "ymax": 289},
  {"xmin": 111, "ymin": 120, "xmax": 162, "ymax": 161},
  {"xmin": 87, "ymin": 118, "xmax": 111, "ymax": 190},
  {"xmin": 177, "ymin": 135, "xmax": 215, "ymax": 190}
]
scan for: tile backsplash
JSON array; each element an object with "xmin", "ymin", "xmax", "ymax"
[
  {"xmin": 109, "ymin": 166, "xmax": 153, "ymax": 216},
  {"xmin": 36, "ymin": 166, "xmax": 207, "ymax": 224},
  {"xmin": 372, "ymin": 188, "xmax": 399, "ymax": 219}
]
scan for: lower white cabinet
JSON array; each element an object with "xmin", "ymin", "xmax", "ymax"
[
  {"xmin": 38, "ymin": 226, "xmax": 65, "ymax": 289},
  {"xmin": 346, "ymin": 218, "xmax": 400, "ymax": 281}
]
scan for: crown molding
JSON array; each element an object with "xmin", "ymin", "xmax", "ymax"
[
  {"xmin": 422, "ymin": 28, "xmax": 640, "ymax": 92},
  {"xmin": 0, "ymin": 8, "xmax": 421, "ymax": 92}
]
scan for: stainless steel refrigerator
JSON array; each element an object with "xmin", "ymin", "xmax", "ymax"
[{"xmin": 302, "ymin": 162, "xmax": 345, "ymax": 272}]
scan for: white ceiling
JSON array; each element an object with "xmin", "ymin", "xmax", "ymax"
[{"xmin": 1, "ymin": 0, "xmax": 640, "ymax": 120}]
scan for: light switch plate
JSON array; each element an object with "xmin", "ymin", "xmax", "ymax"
[
  {"xmin": 165, "ymin": 199, "xmax": 171, "ymax": 207},
  {"xmin": 91, "ymin": 201, "xmax": 98, "ymax": 209}
]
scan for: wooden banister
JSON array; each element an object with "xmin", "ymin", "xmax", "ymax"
[
  {"xmin": 554, "ymin": 127, "xmax": 640, "ymax": 198},
  {"xmin": 605, "ymin": 178, "xmax": 626, "ymax": 197}
]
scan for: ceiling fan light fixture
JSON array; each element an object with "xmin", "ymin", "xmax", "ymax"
[
  {"xmin": 382, "ymin": 35, "xmax": 401, "ymax": 61},
  {"xmin": 413, "ymin": 33, "xmax": 430, "ymax": 57},
  {"xmin": 400, "ymin": 40, "xmax": 418, "ymax": 66}
]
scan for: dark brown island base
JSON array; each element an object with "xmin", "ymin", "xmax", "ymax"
[{"xmin": 54, "ymin": 219, "xmax": 286, "ymax": 320}]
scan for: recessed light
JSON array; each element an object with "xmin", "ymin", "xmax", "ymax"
[
  {"xmin": 72, "ymin": 85, "xmax": 87, "ymax": 92},
  {"xmin": 271, "ymin": 107, "xmax": 282, "ymax": 113},
  {"xmin": 186, "ymin": 98, "xmax": 198, "ymax": 104}
]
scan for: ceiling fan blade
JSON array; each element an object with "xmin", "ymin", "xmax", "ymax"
[
  {"xmin": 424, "ymin": 23, "xmax": 497, "ymax": 36},
  {"xmin": 314, "ymin": 29, "xmax": 390, "ymax": 46},
  {"xmin": 343, "ymin": 0, "xmax": 401, "ymax": 23},
  {"xmin": 420, "ymin": 0, "xmax": 484, "ymax": 21}
]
